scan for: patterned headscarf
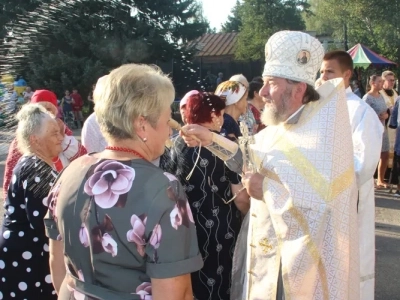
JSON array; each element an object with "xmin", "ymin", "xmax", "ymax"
[{"xmin": 215, "ymin": 80, "xmax": 247, "ymax": 106}]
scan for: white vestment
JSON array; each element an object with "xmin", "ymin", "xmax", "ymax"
[
  {"xmin": 346, "ymin": 87, "xmax": 383, "ymax": 300},
  {"xmin": 238, "ymin": 79, "xmax": 359, "ymax": 300}
]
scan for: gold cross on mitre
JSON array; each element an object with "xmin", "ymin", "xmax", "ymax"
[{"xmin": 259, "ymin": 238, "xmax": 273, "ymax": 253}]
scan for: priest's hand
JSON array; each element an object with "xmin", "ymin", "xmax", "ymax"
[
  {"xmin": 180, "ymin": 124, "xmax": 213, "ymax": 147},
  {"xmin": 242, "ymin": 172, "xmax": 264, "ymax": 200}
]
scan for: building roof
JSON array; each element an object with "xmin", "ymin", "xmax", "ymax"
[{"xmin": 188, "ymin": 32, "xmax": 238, "ymax": 57}]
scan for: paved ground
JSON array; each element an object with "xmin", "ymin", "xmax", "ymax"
[{"xmin": 0, "ymin": 130, "xmax": 399, "ymax": 299}]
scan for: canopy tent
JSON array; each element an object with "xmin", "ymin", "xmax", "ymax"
[{"xmin": 347, "ymin": 43, "xmax": 397, "ymax": 69}]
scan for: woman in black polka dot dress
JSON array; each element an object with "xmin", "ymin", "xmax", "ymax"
[{"xmin": 0, "ymin": 104, "xmax": 63, "ymax": 299}]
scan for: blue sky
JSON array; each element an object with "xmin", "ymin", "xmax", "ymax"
[{"xmin": 201, "ymin": 0, "xmax": 237, "ymax": 30}]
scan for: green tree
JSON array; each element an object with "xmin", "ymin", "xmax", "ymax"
[
  {"xmin": 304, "ymin": 0, "xmax": 400, "ymax": 62},
  {"xmin": 234, "ymin": 0, "xmax": 306, "ymax": 61},
  {"xmin": 2, "ymin": 0, "xmax": 208, "ymax": 98},
  {"xmin": 221, "ymin": 0, "xmax": 243, "ymax": 33}
]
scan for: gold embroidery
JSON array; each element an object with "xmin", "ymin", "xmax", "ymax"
[
  {"xmin": 259, "ymin": 166, "xmax": 282, "ymax": 184},
  {"xmin": 276, "ymin": 136, "xmax": 354, "ymax": 202},
  {"xmin": 288, "ymin": 203, "xmax": 329, "ymax": 300},
  {"xmin": 259, "ymin": 238, "xmax": 273, "ymax": 253}
]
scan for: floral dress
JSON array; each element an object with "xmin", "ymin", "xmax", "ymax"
[
  {"xmin": 0, "ymin": 156, "xmax": 58, "ymax": 299},
  {"xmin": 44, "ymin": 155, "xmax": 203, "ymax": 300},
  {"xmin": 162, "ymin": 136, "xmax": 242, "ymax": 300}
]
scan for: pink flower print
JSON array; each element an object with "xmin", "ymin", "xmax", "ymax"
[
  {"xmin": 163, "ymin": 172, "xmax": 178, "ymax": 182},
  {"xmin": 127, "ymin": 214, "xmax": 147, "ymax": 256},
  {"xmin": 101, "ymin": 233, "xmax": 118, "ymax": 257},
  {"xmin": 84, "ymin": 160, "xmax": 135, "ymax": 209},
  {"xmin": 168, "ymin": 186, "xmax": 195, "ymax": 230},
  {"xmin": 136, "ymin": 282, "xmax": 152, "ymax": 300},
  {"xmin": 67, "ymin": 270, "xmax": 85, "ymax": 300},
  {"xmin": 149, "ymin": 224, "xmax": 162, "ymax": 249},
  {"xmin": 170, "ymin": 205, "xmax": 182, "ymax": 230},
  {"xmin": 46, "ymin": 183, "xmax": 61, "ymax": 221},
  {"xmin": 79, "ymin": 224, "xmax": 90, "ymax": 247},
  {"xmin": 91, "ymin": 215, "xmax": 115, "ymax": 255}
]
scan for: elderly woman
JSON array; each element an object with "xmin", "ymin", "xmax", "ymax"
[
  {"xmin": 0, "ymin": 104, "xmax": 63, "ymax": 299},
  {"xmin": 164, "ymin": 92, "xmax": 249, "ymax": 300},
  {"xmin": 44, "ymin": 64, "xmax": 202, "ymax": 300},
  {"xmin": 3, "ymin": 89, "xmax": 87, "ymax": 200}
]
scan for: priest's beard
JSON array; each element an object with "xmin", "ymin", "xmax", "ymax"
[{"xmin": 261, "ymin": 87, "xmax": 293, "ymax": 126}]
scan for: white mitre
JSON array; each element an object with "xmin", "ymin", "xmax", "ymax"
[{"xmin": 262, "ymin": 31, "xmax": 325, "ymax": 85}]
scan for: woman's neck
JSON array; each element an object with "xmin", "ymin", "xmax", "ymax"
[
  {"xmin": 249, "ymin": 98, "xmax": 264, "ymax": 112},
  {"xmin": 29, "ymin": 151, "xmax": 54, "ymax": 168},
  {"xmin": 369, "ymin": 89, "xmax": 380, "ymax": 96},
  {"xmin": 224, "ymin": 106, "xmax": 240, "ymax": 122},
  {"xmin": 101, "ymin": 139, "xmax": 152, "ymax": 162}
]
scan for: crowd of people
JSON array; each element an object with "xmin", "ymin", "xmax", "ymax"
[
  {"xmin": 0, "ymin": 29, "xmax": 396, "ymax": 300},
  {"xmin": 0, "ymin": 84, "xmax": 89, "ymax": 130}
]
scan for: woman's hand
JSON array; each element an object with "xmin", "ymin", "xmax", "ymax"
[
  {"xmin": 180, "ymin": 124, "xmax": 213, "ymax": 147},
  {"xmin": 379, "ymin": 112, "xmax": 389, "ymax": 121},
  {"xmin": 231, "ymin": 183, "xmax": 250, "ymax": 215}
]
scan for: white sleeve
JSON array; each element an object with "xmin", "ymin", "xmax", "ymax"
[
  {"xmin": 353, "ymin": 106, "xmax": 383, "ymax": 188},
  {"xmin": 59, "ymin": 135, "xmax": 83, "ymax": 163},
  {"xmin": 81, "ymin": 118, "xmax": 106, "ymax": 153}
]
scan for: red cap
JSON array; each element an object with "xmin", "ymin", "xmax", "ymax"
[{"xmin": 30, "ymin": 90, "xmax": 58, "ymax": 107}]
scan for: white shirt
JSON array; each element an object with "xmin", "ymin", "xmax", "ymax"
[
  {"xmin": 345, "ymin": 86, "xmax": 383, "ymax": 187},
  {"xmin": 81, "ymin": 113, "xmax": 107, "ymax": 153},
  {"xmin": 346, "ymin": 86, "xmax": 382, "ymax": 300}
]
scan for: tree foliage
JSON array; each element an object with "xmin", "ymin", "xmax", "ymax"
[
  {"xmin": 0, "ymin": 0, "xmax": 209, "ymax": 97},
  {"xmin": 221, "ymin": 0, "xmax": 242, "ymax": 33},
  {"xmin": 234, "ymin": 0, "xmax": 306, "ymax": 61},
  {"xmin": 304, "ymin": 0, "xmax": 400, "ymax": 62}
]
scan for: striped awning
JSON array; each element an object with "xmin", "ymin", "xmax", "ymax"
[{"xmin": 347, "ymin": 43, "xmax": 396, "ymax": 69}]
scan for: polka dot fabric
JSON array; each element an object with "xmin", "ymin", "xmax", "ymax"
[{"xmin": 0, "ymin": 156, "xmax": 57, "ymax": 299}]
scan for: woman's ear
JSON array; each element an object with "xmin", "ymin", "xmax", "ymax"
[{"xmin": 29, "ymin": 135, "xmax": 39, "ymax": 151}]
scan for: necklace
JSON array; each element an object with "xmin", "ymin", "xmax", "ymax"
[{"xmin": 105, "ymin": 146, "xmax": 147, "ymax": 161}]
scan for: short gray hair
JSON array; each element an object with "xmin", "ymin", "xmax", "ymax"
[
  {"xmin": 16, "ymin": 104, "xmax": 54, "ymax": 154},
  {"xmin": 94, "ymin": 64, "xmax": 174, "ymax": 141},
  {"xmin": 382, "ymin": 70, "xmax": 395, "ymax": 79},
  {"xmin": 286, "ymin": 79, "xmax": 320, "ymax": 104}
]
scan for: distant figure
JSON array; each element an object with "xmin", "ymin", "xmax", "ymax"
[
  {"xmin": 3, "ymin": 84, "xmax": 18, "ymax": 114},
  {"xmin": 352, "ymin": 80, "xmax": 362, "ymax": 98},
  {"xmin": 23, "ymin": 86, "xmax": 34, "ymax": 102},
  {"xmin": 71, "ymin": 88, "xmax": 84, "ymax": 128},
  {"xmin": 204, "ymin": 70, "xmax": 217, "ymax": 91},
  {"xmin": 216, "ymin": 72, "xmax": 223, "ymax": 86}
]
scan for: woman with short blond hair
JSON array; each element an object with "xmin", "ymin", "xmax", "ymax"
[{"xmin": 45, "ymin": 64, "xmax": 203, "ymax": 300}]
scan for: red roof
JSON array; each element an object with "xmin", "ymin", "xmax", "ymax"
[{"xmin": 188, "ymin": 32, "xmax": 238, "ymax": 57}]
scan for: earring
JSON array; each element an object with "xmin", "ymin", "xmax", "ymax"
[{"xmin": 142, "ymin": 137, "xmax": 147, "ymax": 143}]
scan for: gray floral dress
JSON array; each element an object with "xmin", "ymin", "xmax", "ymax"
[{"xmin": 44, "ymin": 155, "xmax": 203, "ymax": 300}]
